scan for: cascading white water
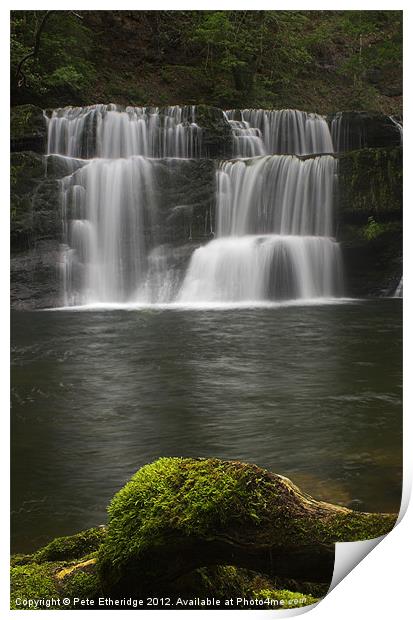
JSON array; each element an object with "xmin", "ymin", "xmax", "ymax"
[
  {"xmin": 60, "ymin": 156, "xmax": 156, "ymax": 305},
  {"xmin": 179, "ymin": 153, "xmax": 343, "ymax": 303},
  {"xmin": 216, "ymin": 155, "xmax": 335, "ymax": 237},
  {"xmin": 225, "ymin": 118, "xmax": 266, "ymax": 158},
  {"xmin": 178, "ymin": 235, "xmax": 342, "ymax": 302},
  {"xmin": 47, "ymin": 103, "xmax": 344, "ymax": 307},
  {"xmin": 394, "ymin": 276, "xmax": 403, "ymax": 298},
  {"xmin": 47, "ymin": 104, "xmax": 202, "ymax": 159},
  {"xmin": 225, "ymin": 109, "xmax": 334, "ymax": 156}
]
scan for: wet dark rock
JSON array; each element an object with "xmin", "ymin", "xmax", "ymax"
[
  {"xmin": 338, "ymin": 146, "xmax": 402, "ymax": 221},
  {"xmin": 336, "ymin": 146, "xmax": 402, "ymax": 296},
  {"xmin": 11, "ymin": 241, "xmax": 61, "ymax": 310},
  {"xmin": 193, "ymin": 105, "xmax": 233, "ymax": 158},
  {"xmin": 11, "ymin": 152, "xmax": 61, "ymax": 250},
  {"xmin": 329, "ymin": 111, "xmax": 401, "ymax": 151},
  {"xmin": 11, "ymin": 104, "xmax": 46, "ymax": 153}
]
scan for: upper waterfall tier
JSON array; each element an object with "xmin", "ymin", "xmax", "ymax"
[
  {"xmin": 226, "ymin": 109, "xmax": 334, "ymax": 156},
  {"xmin": 217, "ymin": 155, "xmax": 336, "ymax": 238},
  {"xmin": 47, "ymin": 104, "xmax": 203, "ymax": 159}
]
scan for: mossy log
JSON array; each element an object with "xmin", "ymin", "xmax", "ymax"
[{"xmin": 97, "ymin": 458, "xmax": 396, "ymax": 596}]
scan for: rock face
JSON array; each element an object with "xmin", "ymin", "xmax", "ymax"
[
  {"xmin": 97, "ymin": 457, "xmax": 396, "ymax": 597},
  {"xmin": 10, "ymin": 459, "xmax": 396, "ymax": 609},
  {"xmin": 10, "ymin": 151, "xmax": 66, "ymax": 309},
  {"xmin": 329, "ymin": 111, "xmax": 401, "ymax": 151},
  {"xmin": 193, "ymin": 105, "xmax": 233, "ymax": 158},
  {"xmin": 10, "ymin": 104, "xmax": 47, "ymax": 153},
  {"xmin": 337, "ymin": 146, "xmax": 402, "ymax": 296}
]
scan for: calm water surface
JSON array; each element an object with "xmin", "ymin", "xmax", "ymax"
[{"xmin": 11, "ymin": 300, "xmax": 402, "ymax": 552}]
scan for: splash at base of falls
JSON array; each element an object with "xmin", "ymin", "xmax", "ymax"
[{"xmin": 178, "ymin": 235, "xmax": 343, "ymax": 303}]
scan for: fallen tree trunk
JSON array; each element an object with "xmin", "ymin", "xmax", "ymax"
[{"xmin": 97, "ymin": 458, "xmax": 397, "ymax": 596}]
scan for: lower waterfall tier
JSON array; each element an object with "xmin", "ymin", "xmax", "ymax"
[{"xmin": 178, "ymin": 235, "xmax": 343, "ymax": 303}]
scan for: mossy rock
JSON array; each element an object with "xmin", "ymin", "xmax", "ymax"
[
  {"xmin": 338, "ymin": 146, "xmax": 402, "ymax": 221},
  {"xmin": 10, "ymin": 558, "xmax": 103, "ymax": 610},
  {"xmin": 10, "ymin": 562, "xmax": 61, "ymax": 609},
  {"xmin": 11, "ymin": 104, "xmax": 46, "ymax": 153},
  {"xmin": 98, "ymin": 457, "xmax": 396, "ymax": 596},
  {"xmin": 10, "ymin": 523, "xmax": 322, "ymax": 610},
  {"xmin": 32, "ymin": 527, "xmax": 106, "ymax": 563},
  {"xmin": 10, "ymin": 529, "xmax": 105, "ymax": 610}
]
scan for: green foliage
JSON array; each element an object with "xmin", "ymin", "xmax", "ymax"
[
  {"xmin": 10, "ymin": 10, "xmax": 402, "ymax": 112},
  {"xmin": 11, "ymin": 10, "xmax": 96, "ymax": 103},
  {"xmin": 45, "ymin": 65, "xmax": 90, "ymax": 92},
  {"xmin": 363, "ymin": 216, "xmax": 386, "ymax": 240}
]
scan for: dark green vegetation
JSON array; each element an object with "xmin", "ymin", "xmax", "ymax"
[
  {"xmin": 11, "ymin": 458, "xmax": 396, "ymax": 609},
  {"xmin": 11, "ymin": 10, "xmax": 402, "ymax": 114},
  {"xmin": 338, "ymin": 146, "xmax": 402, "ymax": 295}
]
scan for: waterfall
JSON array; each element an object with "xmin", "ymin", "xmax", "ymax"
[
  {"xmin": 179, "ymin": 153, "xmax": 343, "ymax": 303},
  {"xmin": 47, "ymin": 104, "xmax": 202, "ymax": 159},
  {"xmin": 47, "ymin": 104, "xmax": 344, "ymax": 307},
  {"xmin": 216, "ymin": 156, "xmax": 335, "ymax": 237},
  {"xmin": 224, "ymin": 117, "xmax": 266, "ymax": 158},
  {"xmin": 390, "ymin": 116, "xmax": 403, "ymax": 145},
  {"xmin": 178, "ymin": 235, "xmax": 342, "ymax": 302},
  {"xmin": 394, "ymin": 276, "xmax": 403, "ymax": 298},
  {"xmin": 226, "ymin": 109, "xmax": 334, "ymax": 156},
  {"xmin": 60, "ymin": 156, "xmax": 157, "ymax": 305}
]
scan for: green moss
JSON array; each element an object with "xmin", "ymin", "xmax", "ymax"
[
  {"xmin": 10, "ymin": 563, "xmax": 60, "ymax": 609},
  {"xmin": 11, "ymin": 459, "xmax": 396, "ymax": 606},
  {"xmin": 314, "ymin": 511, "xmax": 396, "ymax": 542},
  {"xmin": 61, "ymin": 569, "xmax": 101, "ymax": 602},
  {"xmin": 10, "ymin": 530, "xmax": 105, "ymax": 610},
  {"xmin": 98, "ymin": 457, "xmax": 396, "ymax": 583},
  {"xmin": 33, "ymin": 527, "xmax": 106, "ymax": 563},
  {"xmin": 10, "ymin": 553, "xmax": 33, "ymax": 567},
  {"xmin": 252, "ymin": 588, "xmax": 318, "ymax": 609},
  {"xmin": 99, "ymin": 458, "xmax": 257, "ymax": 567},
  {"xmin": 338, "ymin": 146, "xmax": 402, "ymax": 219}
]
